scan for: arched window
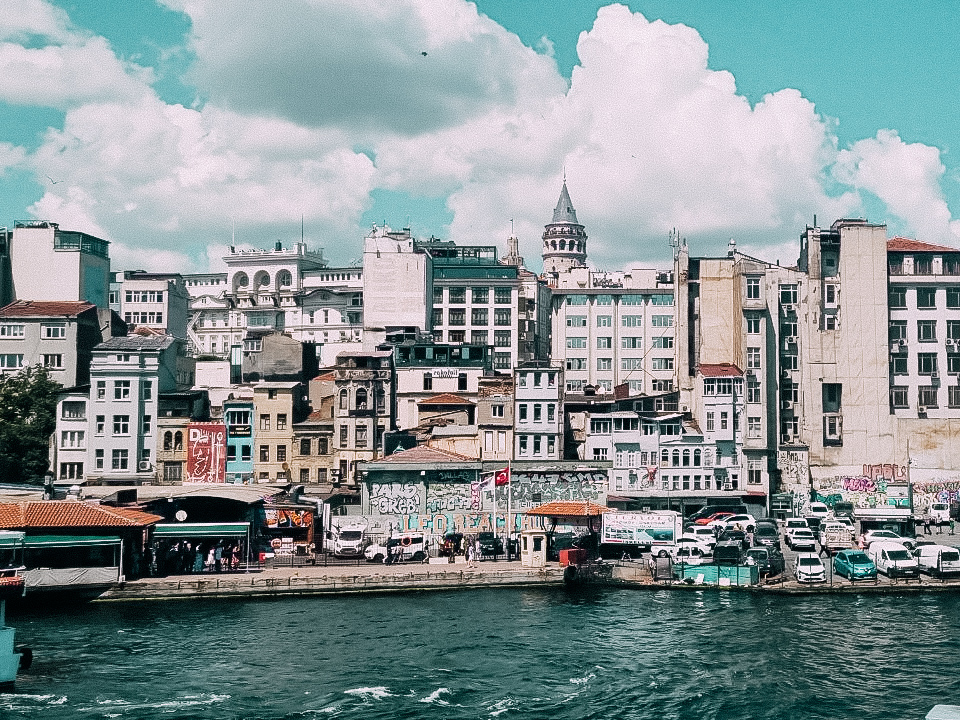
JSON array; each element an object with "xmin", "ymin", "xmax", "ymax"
[
  {"xmin": 277, "ymin": 270, "xmax": 292, "ymax": 288},
  {"xmin": 355, "ymin": 387, "xmax": 368, "ymax": 410},
  {"xmin": 682, "ymin": 449, "xmax": 690, "ymax": 467},
  {"xmin": 233, "ymin": 272, "xmax": 249, "ymax": 291},
  {"xmin": 559, "ymin": 239, "xmax": 566, "ymax": 250},
  {"xmin": 253, "ymin": 270, "xmax": 270, "ymax": 291},
  {"xmin": 672, "ymin": 449, "xmax": 680, "ymax": 467},
  {"xmin": 660, "ymin": 449, "xmax": 669, "ymax": 466},
  {"xmin": 694, "ymin": 449, "xmax": 702, "ymax": 466},
  {"xmin": 374, "ymin": 387, "xmax": 385, "ymax": 413},
  {"xmin": 174, "ymin": 431, "xmax": 183, "ymax": 451},
  {"xmin": 163, "ymin": 431, "xmax": 173, "ymax": 451},
  {"xmin": 339, "ymin": 389, "xmax": 348, "ymax": 410}
]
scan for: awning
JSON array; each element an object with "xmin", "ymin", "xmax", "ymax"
[
  {"xmin": 153, "ymin": 522, "xmax": 250, "ymax": 538},
  {"xmin": 0, "ymin": 531, "xmax": 25, "ymax": 547},
  {"xmin": 24, "ymin": 535, "xmax": 121, "ymax": 548}
]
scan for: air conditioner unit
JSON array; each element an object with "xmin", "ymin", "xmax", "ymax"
[
  {"xmin": 781, "ymin": 303, "xmax": 796, "ymax": 314},
  {"xmin": 785, "ymin": 335, "xmax": 797, "ymax": 345},
  {"xmin": 931, "ymin": 372, "xmax": 940, "ymax": 382},
  {"xmin": 948, "ymin": 339, "xmax": 958, "ymax": 349},
  {"xmin": 745, "ymin": 368, "xmax": 756, "ymax": 378},
  {"xmin": 138, "ymin": 461, "xmax": 152, "ymax": 472},
  {"xmin": 781, "ymin": 369, "xmax": 791, "ymax": 380},
  {"xmin": 722, "ymin": 482, "xmax": 733, "ymax": 491},
  {"xmin": 781, "ymin": 400, "xmax": 793, "ymax": 411}
]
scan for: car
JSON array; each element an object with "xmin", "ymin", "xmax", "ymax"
[
  {"xmin": 684, "ymin": 526, "xmax": 718, "ymax": 548},
  {"xmin": 786, "ymin": 528, "xmax": 817, "ymax": 551},
  {"xmin": 745, "ymin": 546, "xmax": 785, "ymax": 577},
  {"xmin": 671, "ymin": 544, "xmax": 714, "ymax": 565},
  {"xmin": 784, "ymin": 518, "xmax": 809, "ymax": 534},
  {"xmin": 868, "ymin": 541, "xmax": 920, "ymax": 578},
  {"xmin": 913, "ymin": 544, "xmax": 960, "ymax": 577},
  {"xmin": 833, "ymin": 549, "xmax": 877, "ymax": 580},
  {"xmin": 655, "ymin": 536, "xmax": 710, "ymax": 558},
  {"xmin": 713, "ymin": 540, "xmax": 744, "ymax": 566},
  {"xmin": 795, "ymin": 553, "xmax": 826, "ymax": 583},
  {"xmin": 862, "ymin": 529, "xmax": 903, "ymax": 548},
  {"xmin": 753, "ymin": 523, "xmax": 781, "ymax": 549},
  {"xmin": 696, "ymin": 511, "xmax": 735, "ymax": 526},
  {"xmin": 806, "ymin": 502, "xmax": 830, "ymax": 520},
  {"xmin": 477, "ymin": 532, "xmax": 504, "ymax": 559},
  {"xmin": 718, "ymin": 514, "xmax": 758, "ymax": 532},
  {"xmin": 717, "ymin": 529, "xmax": 749, "ymax": 550},
  {"xmin": 364, "ymin": 534, "xmax": 428, "ymax": 564}
]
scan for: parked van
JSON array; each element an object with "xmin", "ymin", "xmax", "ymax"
[
  {"xmin": 929, "ymin": 503, "xmax": 951, "ymax": 525},
  {"xmin": 913, "ymin": 544, "xmax": 960, "ymax": 578},
  {"xmin": 333, "ymin": 523, "xmax": 367, "ymax": 558},
  {"xmin": 868, "ymin": 541, "xmax": 920, "ymax": 579}
]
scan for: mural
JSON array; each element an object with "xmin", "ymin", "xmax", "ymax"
[
  {"xmin": 368, "ymin": 482, "xmax": 422, "ymax": 515},
  {"xmin": 185, "ymin": 422, "xmax": 227, "ymax": 484}
]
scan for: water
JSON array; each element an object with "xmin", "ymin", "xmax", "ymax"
[{"xmin": 3, "ymin": 587, "xmax": 959, "ymax": 719}]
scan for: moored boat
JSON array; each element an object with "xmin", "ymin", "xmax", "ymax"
[{"xmin": 0, "ymin": 531, "xmax": 27, "ymax": 687}]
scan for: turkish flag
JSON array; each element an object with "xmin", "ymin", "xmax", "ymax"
[{"xmin": 495, "ymin": 467, "xmax": 510, "ymax": 486}]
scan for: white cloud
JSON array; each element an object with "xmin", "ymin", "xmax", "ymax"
[{"xmin": 834, "ymin": 129, "xmax": 960, "ymax": 245}]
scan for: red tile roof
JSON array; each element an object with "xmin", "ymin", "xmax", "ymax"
[
  {"xmin": 0, "ymin": 502, "xmax": 163, "ymax": 529},
  {"xmin": 699, "ymin": 363, "xmax": 743, "ymax": 377},
  {"xmin": 0, "ymin": 300, "xmax": 96, "ymax": 318},
  {"xmin": 312, "ymin": 371, "xmax": 335, "ymax": 382},
  {"xmin": 525, "ymin": 501, "xmax": 610, "ymax": 517},
  {"xmin": 418, "ymin": 393, "xmax": 476, "ymax": 405},
  {"xmin": 887, "ymin": 237, "xmax": 958, "ymax": 253},
  {"xmin": 379, "ymin": 445, "xmax": 476, "ymax": 463}
]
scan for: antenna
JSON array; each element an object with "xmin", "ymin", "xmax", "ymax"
[
  {"xmin": 510, "ymin": 218, "xmax": 515, "ymax": 236},
  {"xmin": 301, "ymin": 214, "xmax": 304, "ymax": 243}
]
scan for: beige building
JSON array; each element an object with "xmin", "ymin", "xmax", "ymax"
[{"xmin": 251, "ymin": 382, "xmax": 305, "ymax": 483}]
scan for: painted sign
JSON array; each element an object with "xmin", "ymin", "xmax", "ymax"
[
  {"xmin": 186, "ymin": 422, "xmax": 227, "ymax": 483},
  {"xmin": 265, "ymin": 509, "xmax": 313, "ymax": 528}
]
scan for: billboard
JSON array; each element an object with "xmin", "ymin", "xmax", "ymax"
[{"xmin": 186, "ymin": 422, "xmax": 227, "ymax": 483}]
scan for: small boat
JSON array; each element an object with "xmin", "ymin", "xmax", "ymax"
[
  {"xmin": 928, "ymin": 706, "xmax": 960, "ymax": 720},
  {"xmin": 0, "ymin": 531, "xmax": 27, "ymax": 688}
]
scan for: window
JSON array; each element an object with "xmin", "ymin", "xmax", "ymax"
[
  {"xmin": 95, "ymin": 449, "xmax": 104, "ymax": 470},
  {"xmin": 0, "ymin": 354, "xmax": 23, "ymax": 369},
  {"xmin": 494, "ymin": 352, "xmax": 511, "ymax": 370},
  {"xmin": 595, "ymin": 295, "xmax": 612, "ymax": 306},
  {"xmin": 948, "ymin": 354, "xmax": 960, "ymax": 375},
  {"xmin": 622, "ymin": 337, "xmax": 642, "ymax": 349},
  {"xmin": 276, "ymin": 445, "xmax": 287, "ymax": 462},
  {"xmin": 653, "ymin": 336, "xmax": 673, "ymax": 349},
  {"xmin": 597, "ymin": 315, "xmax": 612, "ymax": 327},
  {"xmin": 918, "ymin": 353, "xmax": 938, "ymax": 375},
  {"xmin": 949, "ymin": 321, "xmax": 960, "ymax": 341},
  {"xmin": 567, "ymin": 337, "xmax": 587, "ymax": 349},
  {"xmin": 917, "ymin": 287, "xmax": 937, "ymax": 309},
  {"xmin": 42, "ymin": 323, "xmax": 66, "ymax": 339},
  {"xmin": 61, "ymin": 430, "xmax": 84, "ymax": 448},
  {"xmin": 746, "ymin": 316, "xmax": 761, "ymax": 334},
  {"xmin": 748, "ymin": 416, "xmax": 761, "ymax": 438},
  {"xmin": 592, "ymin": 447, "xmax": 608, "ymax": 461},
  {"xmin": 519, "ymin": 435, "xmax": 528, "ymax": 454},
  {"xmin": 566, "ymin": 358, "xmax": 586, "ymax": 370},
  {"xmin": 533, "ymin": 435, "xmax": 542, "ymax": 455},
  {"xmin": 889, "ymin": 321, "xmax": 907, "ymax": 342},
  {"xmin": 174, "ymin": 431, "xmax": 183, "ymax": 450},
  {"xmin": 260, "ymin": 414, "xmax": 271, "ymax": 431},
  {"xmin": 747, "ymin": 347, "xmax": 761, "ymax": 369},
  {"xmin": 494, "ymin": 330, "xmax": 511, "ymax": 347},
  {"xmin": 112, "ymin": 415, "xmax": 129, "ymax": 435},
  {"xmin": 471, "ymin": 330, "xmax": 488, "ymax": 345},
  {"xmin": 96, "ymin": 415, "xmax": 105, "ymax": 434},
  {"xmin": 260, "ymin": 445, "xmax": 270, "ymax": 462},
  {"xmin": 59, "ymin": 462, "xmax": 83, "ymax": 480},
  {"xmin": 423, "ymin": 373, "xmax": 433, "ymax": 391},
  {"xmin": 720, "ymin": 412, "xmax": 728, "ymax": 430},
  {"xmin": 0, "ymin": 324, "xmax": 24, "ymax": 337},
  {"xmin": 918, "ymin": 320, "xmax": 937, "ymax": 342},
  {"xmin": 299, "ymin": 438, "xmax": 312, "ymax": 456},
  {"xmin": 590, "ymin": 418, "xmax": 611, "ymax": 434},
  {"xmin": 890, "ymin": 355, "xmax": 908, "ymax": 375},
  {"xmin": 652, "ymin": 379, "xmax": 673, "ymax": 392},
  {"xmin": 494, "ymin": 287, "xmax": 512, "ymax": 304},
  {"xmin": 597, "ymin": 337, "xmax": 612, "ymax": 349},
  {"xmin": 241, "ymin": 445, "xmax": 251, "ymax": 461},
  {"xmin": 824, "ymin": 314, "xmax": 837, "ymax": 331},
  {"xmin": 491, "ymin": 404, "xmax": 504, "ymax": 418},
  {"xmin": 518, "ymin": 404, "xmax": 528, "ymax": 422},
  {"xmin": 433, "ymin": 286, "xmax": 444, "ymax": 303},
  {"xmin": 142, "ymin": 415, "xmax": 151, "ymax": 435},
  {"xmin": 472, "ymin": 287, "xmax": 489, "ymax": 303},
  {"xmin": 947, "ymin": 287, "xmax": 960, "ymax": 309},
  {"xmin": 448, "ymin": 309, "xmax": 466, "ymax": 326},
  {"xmin": 621, "ymin": 315, "xmax": 642, "ymax": 327},
  {"xmin": 318, "ymin": 438, "xmax": 328, "ymax": 454},
  {"xmin": 143, "ymin": 380, "xmax": 152, "ymax": 400},
  {"xmin": 748, "ymin": 459, "xmax": 763, "ymax": 485},
  {"xmin": 780, "ymin": 285, "xmax": 798, "ymax": 304},
  {"xmin": 890, "ymin": 286, "xmax": 907, "ymax": 308},
  {"xmin": 431, "ymin": 308, "xmax": 442, "ymax": 327},
  {"xmin": 890, "ymin": 386, "xmax": 909, "ymax": 409},
  {"xmin": 824, "ymin": 284, "xmax": 838, "ymax": 306},
  {"xmin": 651, "ymin": 294, "xmax": 673, "ymax": 306},
  {"xmin": 61, "ymin": 401, "xmax": 85, "ymax": 419},
  {"xmin": 746, "ymin": 277, "xmax": 760, "ymax": 300},
  {"xmin": 533, "ymin": 404, "xmax": 542, "ymax": 422},
  {"xmin": 96, "ymin": 381, "xmax": 106, "ymax": 399},
  {"xmin": 652, "ymin": 358, "xmax": 674, "ymax": 370},
  {"xmin": 111, "ymin": 449, "xmax": 129, "ymax": 470},
  {"xmin": 919, "ymin": 385, "xmax": 939, "ymax": 409},
  {"xmin": 620, "ymin": 294, "xmax": 644, "ymax": 306},
  {"xmin": 565, "ymin": 294, "xmax": 587, "ymax": 306},
  {"xmin": 277, "ymin": 414, "xmax": 287, "ymax": 430},
  {"xmin": 566, "ymin": 315, "xmax": 587, "ymax": 327},
  {"xmin": 621, "ymin": 358, "xmax": 643, "ymax": 371},
  {"xmin": 448, "ymin": 287, "xmax": 466, "ymax": 304},
  {"xmin": 597, "ymin": 357, "xmax": 612, "ymax": 371},
  {"xmin": 747, "ymin": 382, "xmax": 761, "ymax": 404},
  {"xmin": 949, "ymin": 386, "xmax": 960, "ymax": 409},
  {"xmin": 548, "ymin": 404, "xmax": 555, "ymax": 422},
  {"xmin": 651, "ymin": 315, "xmax": 672, "ymax": 327},
  {"xmin": 114, "ymin": 380, "xmax": 130, "ymax": 400},
  {"xmin": 458, "ymin": 373, "xmax": 468, "ymax": 391},
  {"xmin": 494, "ymin": 308, "xmax": 511, "ymax": 326}
]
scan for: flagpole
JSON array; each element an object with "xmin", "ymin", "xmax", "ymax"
[{"xmin": 507, "ymin": 460, "xmax": 512, "ymax": 557}]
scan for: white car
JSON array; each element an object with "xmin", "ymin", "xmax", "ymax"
[
  {"xmin": 861, "ymin": 529, "xmax": 902, "ymax": 548},
  {"xmin": 656, "ymin": 536, "xmax": 711, "ymax": 558},
  {"xmin": 795, "ymin": 553, "xmax": 826, "ymax": 583},
  {"xmin": 784, "ymin": 518, "xmax": 810, "ymax": 534},
  {"xmin": 683, "ymin": 527, "xmax": 718, "ymax": 548},
  {"xmin": 806, "ymin": 502, "xmax": 830, "ymax": 520},
  {"xmin": 716, "ymin": 514, "xmax": 757, "ymax": 532},
  {"xmin": 786, "ymin": 528, "xmax": 817, "ymax": 551},
  {"xmin": 659, "ymin": 542, "xmax": 713, "ymax": 565}
]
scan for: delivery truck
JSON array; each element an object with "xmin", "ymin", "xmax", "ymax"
[{"xmin": 599, "ymin": 511, "xmax": 683, "ymax": 559}]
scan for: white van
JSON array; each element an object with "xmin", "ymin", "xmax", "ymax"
[
  {"xmin": 333, "ymin": 523, "xmax": 367, "ymax": 557},
  {"xmin": 929, "ymin": 503, "xmax": 951, "ymax": 524},
  {"xmin": 913, "ymin": 544, "xmax": 960, "ymax": 578},
  {"xmin": 868, "ymin": 541, "xmax": 920, "ymax": 579},
  {"xmin": 364, "ymin": 533, "xmax": 428, "ymax": 564}
]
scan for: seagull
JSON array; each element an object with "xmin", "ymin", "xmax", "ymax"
[
  {"xmin": 45, "ymin": 175, "xmax": 61, "ymax": 185},
  {"xmin": 421, "ymin": 51, "xmax": 428, "ymax": 56}
]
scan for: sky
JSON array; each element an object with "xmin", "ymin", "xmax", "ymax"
[{"xmin": 2, "ymin": 0, "xmax": 960, "ymax": 275}]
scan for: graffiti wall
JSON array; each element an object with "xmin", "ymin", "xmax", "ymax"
[
  {"xmin": 777, "ymin": 449, "xmax": 809, "ymax": 516},
  {"xmin": 908, "ymin": 468, "xmax": 960, "ymax": 514},
  {"xmin": 360, "ymin": 470, "xmax": 609, "ymax": 539},
  {"xmin": 813, "ymin": 464, "xmax": 914, "ymax": 511},
  {"xmin": 185, "ymin": 422, "xmax": 227, "ymax": 483}
]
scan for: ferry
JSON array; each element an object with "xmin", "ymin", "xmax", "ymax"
[{"xmin": 0, "ymin": 530, "xmax": 27, "ymax": 687}]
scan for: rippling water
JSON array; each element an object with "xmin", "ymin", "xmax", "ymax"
[{"xmin": 3, "ymin": 588, "xmax": 959, "ymax": 719}]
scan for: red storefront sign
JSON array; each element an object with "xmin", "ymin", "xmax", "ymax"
[{"xmin": 186, "ymin": 422, "xmax": 227, "ymax": 483}]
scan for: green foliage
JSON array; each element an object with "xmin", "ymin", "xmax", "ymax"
[{"xmin": 0, "ymin": 365, "xmax": 61, "ymax": 484}]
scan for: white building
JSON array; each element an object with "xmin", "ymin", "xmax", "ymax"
[{"xmin": 513, "ymin": 364, "xmax": 563, "ymax": 461}]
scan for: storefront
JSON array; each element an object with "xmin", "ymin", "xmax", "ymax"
[
  {"xmin": 262, "ymin": 507, "xmax": 315, "ymax": 556},
  {"xmin": 151, "ymin": 522, "xmax": 251, "ymax": 574}
]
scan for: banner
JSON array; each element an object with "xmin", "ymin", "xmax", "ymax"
[
  {"xmin": 186, "ymin": 422, "xmax": 227, "ymax": 483},
  {"xmin": 495, "ymin": 467, "xmax": 510, "ymax": 486}
]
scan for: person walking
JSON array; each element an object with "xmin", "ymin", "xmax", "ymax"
[
  {"xmin": 951, "ymin": 518, "xmax": 956, "ymax": 536},
  {"xmin": 925, "ymin": 516, "xmax": 933, "ymax": 535},
  {"xmin": 465, "ymin": 541, "xmax": 475, "ymax": 569}
]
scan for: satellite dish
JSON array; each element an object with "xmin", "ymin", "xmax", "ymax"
[{"xmin": 175, "ymin": 510, "xmax": 188, "ymax": 522}]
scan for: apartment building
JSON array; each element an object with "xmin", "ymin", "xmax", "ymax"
[
  {"xmin": 113, "ymin": 271, "xmax": 190, "ymax": 339},
  {"xmin": 477, "ymin": 375, "xmax": 514, "ymax": 463},
  {"xmin": 513, "ymin": 364, "xmax": 563, "ymax": 461},
  {"xmin": 252, "ymin": 382, "xmax": 307, "ymax": 483}
]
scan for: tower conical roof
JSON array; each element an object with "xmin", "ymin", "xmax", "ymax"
[{"xmin": 551, "ymin": 182, "xmax": 580, "ymax": 225}]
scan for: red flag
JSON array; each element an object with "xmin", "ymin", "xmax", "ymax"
[{"xmin": 495, "ymin": 467, "xmax": 510, "ymax": 486}]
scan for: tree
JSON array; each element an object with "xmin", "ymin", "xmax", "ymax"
[{"xmin": 0, "ymin": 365, "xmax": 60, "ymax": 484}]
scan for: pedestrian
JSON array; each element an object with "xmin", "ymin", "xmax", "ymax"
[
  {"xmin": 951, "ymin": 518, "xmax": 956, "ymax": 536},
  {"xmin": 925, "ymin": 516, "xmax": 933, "ymax": 535},
  {"xmin": 466, "ymin": 542, "xmax": 475, "ymax": 568},
  {"xmin": 938, "ymin": 519, "xmax": 944, "ymax": 535}
]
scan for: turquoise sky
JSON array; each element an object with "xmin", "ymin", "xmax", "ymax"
[{"xmin": 2, "ymin": 1, "xmax": 959, "ymax": 272}]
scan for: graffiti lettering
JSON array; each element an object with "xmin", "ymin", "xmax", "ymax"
[{"xmin": 369, "ymin": 483, "xmax": 422, "ymax": 515}]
